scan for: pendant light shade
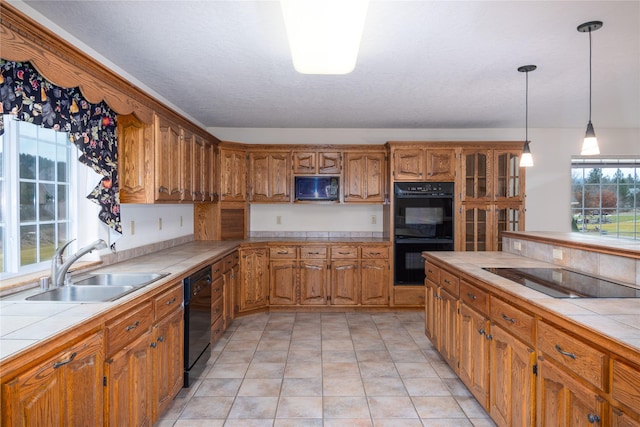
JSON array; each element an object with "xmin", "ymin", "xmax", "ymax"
[
  {"xmin": 578, "ymin": 20, "xmax": 603, "ymax": 155},
  {"xmin": 518, "ymin": 65, "xmax": 536, "ymax": 168}
]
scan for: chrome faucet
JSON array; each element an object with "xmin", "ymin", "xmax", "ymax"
[{"xmin": 51, "ymin": 239, "xmax": 108, "ymax": 287}]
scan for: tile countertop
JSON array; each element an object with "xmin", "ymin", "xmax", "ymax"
[
  {"xmin": 0, "ymin": 237, "xmax": 391, "ymax": 363},
  {"xmin": 424, "ymin": 251, "xmax": 640, "ymax": 358}
]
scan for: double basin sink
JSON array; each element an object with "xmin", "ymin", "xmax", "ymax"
[{"xmin": 26, "ymin": 273, "xmax": 170, "ymax": 302}]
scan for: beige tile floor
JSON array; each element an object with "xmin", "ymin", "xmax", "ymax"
[{"xmin": 155, "ymin": 311, "xmax": 496, "ymax": 426}]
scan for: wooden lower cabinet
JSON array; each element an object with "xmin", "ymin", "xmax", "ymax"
[
  {"xmin": 105, "ymin": 329, "xmax": 154, "ymax": 427},
  {"xmin": 300, "ymin": 259, "xmax": 328, "ymax": 305},
  {"xmin": 1, "ymin": 331, "xmax": 104, "ymax": 427},
  {"xmin": 152, "ymin": 308, "xmax": 184, "ymax": 420},
  {"xmin": 238, "ymin": 247, "xmax": 269, "ymax": 313},
  {"xmin": 537, "ymin": 356, "xmax": 606, "ymax": 426},
  {"xmin": 361, "ymin": 259, "xmax": 389, "ymax": 305},
  {"xmin": 611, "ymin": 360, "xmax": 640, "ymax": 426},
  {"xmin": 489, "ymin": 324, "xmax": 536, "ymax": 427},
  {"xmin": 330, "ymin": 260, "xmax": 359, "ymax": 305},
  {"xmin": 438, "ymin": 288, "xmax": 458, "ymax": 370},
  {"xmin": 459, "ymin": 303, "xmax": 490, "ymax": 409},
  {"xmin": 424, "ymin": 278, "xmax": 438, "ymax": 343},
  {"xmin": 269, "ymin": 260, "xmax": 297, "ymax": 305}
]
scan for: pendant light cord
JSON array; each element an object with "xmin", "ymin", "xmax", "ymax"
[
  {"xmin": 589, "ymin": 28, "xmax": 593, "ymax": 123},
  {"xmin": 525, "ymin": 71, "xmax": 529, "ymax": 142}
]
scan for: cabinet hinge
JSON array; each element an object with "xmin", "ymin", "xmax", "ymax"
[
  {"xmin": 103, "ymin": 376, "xmax": 107, "ymax": 387},
  {"xmin": 266, "ymin": 295, "xmax": 270, "ymax": 301},
  {"xmin": 533, "ymin": 364, "xmax": 537, "ymax": 376}
]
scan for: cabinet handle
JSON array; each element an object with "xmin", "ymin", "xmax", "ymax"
[
  {"xmin": 158, "ymin": 186, "xmax": 169, "ymax": 193},
  {"xmin": 193, "ymin": 285, "xmax": 202, "ymax": 295},
  {"xmin": 214, "ymin": 287, "xmax": 221, "ymax": 293},
  {"xmin": 554, "ymin": 344, "xmax": 577, "ymax": 360},
  {"xmin": 467, "ymin": 292, "xmax": 477, "ymax": 301},
  {"xmin": 427, "ymin": 269, "xmax": 434, "ymax": 274},
  {"xmin": 485, "ymin": 334, "xmax": 493, "ymax": 340},
  {"xmin": 53, "ymin": 352, "xmax": 77, "ymax": 369},
  {"xmin": 166, "ymin": 297, "xmax": 177, "ymax": 305},
  {"xmin": 277, "ymin": 251, "xmax": 289, "ymax": 254},
  {"xmin": 443, "ymin": 279, "xmax": 451, "ymax": 285},
  {"xmin": 478, "ymin": 328, "xmax": 485, "ymax": 335},
  {"xmin": 157, "ymin": 336, "xmax": 164, "ymax": 343},
  {"xmin": 125, "ymin": 321, "xmax": 140, "ymax": 331},
  {"xmin": 150, "ymin": 342, "xmax": 157, "ymax": 348},
  {"xmin": 307, "ymin": 251, "xmax": 320, "ymax": 255},
  {"xmin": 501, "ymin": 313, "xmax": 516, "ymax": 324},
  {"xmin": 587, "ymin": 414, "xmax": 600, "ymax": 424}
]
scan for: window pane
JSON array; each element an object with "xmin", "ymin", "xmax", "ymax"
[
  {"xmin": 57, "ymin": 145, "xmax": 69, "ymax": 182},
  {"xmin": 39, "ymin": 223, "xmax": 55, "ymax": 261},
  {"xmin": 20, "ymin": 224, "xmax": 37, "ymax": 266},
  {"xmin": 20, "ymin": 182, "xmax": 36, "ymax": 221},
  {"xmin": 57, "ymin": 223, "xmax": 68, "ymax": 248},
  {"xmin": 19, "ymin": 142, "xmax": 37, "ymax": 179},
  {"xmin": 39, "ymin": 183, "xmax": 56, "ymax": 221},
  {"xmin": 39, "ymin": 142, "xmax": 56, "ymax": 181},
  {"xmin": 57, "ymin": 184, "xmax": 68, "ymax": 220}
]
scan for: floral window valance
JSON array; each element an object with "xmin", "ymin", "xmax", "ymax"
[{"xmin": 0, "ymin": 59, "xmax": 121, "ymax": 234}]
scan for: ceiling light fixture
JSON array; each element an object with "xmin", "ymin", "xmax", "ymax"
[
  {"xmin": 280, "ymin": 0, "xmax": 369, "ymax": 75},
  {"xmin": 518, "ymin": 65, "xmax": 536, "ymax": 168},
  {"xmin": 577, "ymin": 20, "xmax": 603, "ymax": 155}
]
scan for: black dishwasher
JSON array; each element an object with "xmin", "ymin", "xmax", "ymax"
[{"xmin": 183, "ymin": 265, "xmax": 212, "ymax": 387}]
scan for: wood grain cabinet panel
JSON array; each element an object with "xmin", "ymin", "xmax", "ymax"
[
  {"xmin": 152, "ymin": 307, "xmax": 184, "ymax": 421},
  {"xmin": 300, "ymin": 260, "xmax": 329, "ymax": 305},
  {"xmin": 220, "ymin": 148, "xmax": 247, "ymax": 201},
  {"xmin": 459, "ymin": 303, "xmax": 490, "ymax": 409},
  {"xmin": 490, "ymin": 297, "xmax": 534, "ymax": 347},
  {"xmin": 1, "ymin": 331, "xmax": 104, "ymax": 427},
  {"xmin": 361, "ymin": 259, "xmax": 388, "ymax": 305},
  {"xmin": 293, "ymin": 151, "xmax": 341, "ymax": 174},
  {"xmin": 238, "ymin": 247, "xmax": 269, "ymax": 312},
  {"xmin": 612, "ymin": 360, "xmax": 640, "ymax": 424},
  {"xmin": 344, "ymin": 152, "xmax": 386, "ymax": 203},
  {"xmin": 249, "ymin": 152, "xmax": 290, "ymax": 202}
]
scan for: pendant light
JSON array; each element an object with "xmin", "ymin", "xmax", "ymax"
[
  {"xmin": 578, "ymin": 20, "xmax": 603, "ymax": 155},
  {"xmin": 518, "ymin": 65, "xmax": 536, "ymax": 167}
]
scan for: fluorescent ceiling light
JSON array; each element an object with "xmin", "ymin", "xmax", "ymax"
[{"xmin": 280, "ymin": 0, "xmax": 369, "ymax": 75}]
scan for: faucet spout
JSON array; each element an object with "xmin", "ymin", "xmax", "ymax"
[{"xmin": 54, "ymin": 239, "xmax": 108, "ymax": 287}]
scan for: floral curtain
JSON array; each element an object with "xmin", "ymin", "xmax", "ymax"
[{"xmin": 0, "ymin": 60, "xmax": 121, "ymax": 234}]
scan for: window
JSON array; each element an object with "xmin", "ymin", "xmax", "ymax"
[
  {"xmin": 571, "ymin": 157, "xmax": 639, "ymax": 240},
  {"xmin": 0, "ymin": 116, "xmax": 77, "ymax": 277}
]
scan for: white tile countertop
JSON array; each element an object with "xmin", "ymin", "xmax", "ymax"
[{"xmin": 423, "ymin": 251, "xmax": 640, "ymax": 359}]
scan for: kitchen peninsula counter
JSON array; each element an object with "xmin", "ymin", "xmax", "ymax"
[{"xmin": 423, "ymin": 250, "xmax": 640, "ymax": 364}]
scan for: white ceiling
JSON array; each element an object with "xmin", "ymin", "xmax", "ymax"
[{"xmin": 14, "ymin": 0, "xmax": 640, "ymax": 130}]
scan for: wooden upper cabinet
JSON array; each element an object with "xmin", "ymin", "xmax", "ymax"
[
  {"xmin": 220, "ymin": 148, "xmax": 247, "ymax": 201},
  {"xmin": 392, "ymin": 147, "xmax": 455, "ymax": 182},
  {"xmin": 249, "ymin": 151, "xmax": 291, "ymax": 202},
  {"xmin": 461, "ymin": 149, "xmax": 490, "ymax": 201},
  {"xmin": 493, "ymin": 150, "xmax": 524, "ymax": 202},
  {"xmin": 293, "ymin": 150, "xmax": 341, "ymax": 174},
  {"xmin": 118, "ymin": 114, "xmax": 153, "ymax": 203},
  {"xmin": 180, "ymin": 127, "xmax": 194, "ymax": 201},
  {"xmin": 155, "ymin": 114, "xmax": 182, "ymax": 201},
  {"xmin": 344, "ymin": 152, "xmax": 386, "ymax": 203},
  {"xmin": 193, "ymin": 135, "xmax": 218, "ymax": 203}
]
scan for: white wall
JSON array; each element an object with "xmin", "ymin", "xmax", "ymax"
[
  {"xmin": 210, "ymin": 126, "xmax": 640, "ymax": 233},
  {"xmin": 114, "ymin": 204, "xmax": 194, "ymax": 251}
]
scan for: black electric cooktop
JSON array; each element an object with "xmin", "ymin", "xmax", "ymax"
[{"xmin": 482, "ymin": 267, "xmax": 640, "ymax": 299}]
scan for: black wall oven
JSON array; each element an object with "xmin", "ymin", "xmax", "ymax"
[
  {"xmin": 183, "ymin": 265, "xmax": 212, "ymax": 387},
  {"xmin": 394, "ymin": 182, "xmax": 454, "ymax": 284}
]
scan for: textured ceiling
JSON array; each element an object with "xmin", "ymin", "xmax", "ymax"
[{"xmin": 13, "ymin": 0, "xmax": 640, "ymax": 130}]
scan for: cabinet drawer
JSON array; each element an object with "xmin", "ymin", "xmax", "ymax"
[
  {"xmin": 211, "ymin": 275, "xmax": 223, "ymax": 301},
  {"xmin": 612, "ymin": 359, "xmax": 640, "ymax": 411},
  {"xmin": 154, "ymin": 284, "xmax": 183, "ymax": 321},
  {"xmin": 490, "ymin": 297, "xmax": 534, "ymax": 346},
  {"xmin": 460, "ymin": 281, "xmax": 489, "ymax": 316},
  {"xmin": 106, "ymin": 301, "xmax": 153, "ymax": 355},
  {"xmin": 537, "ymin": 321, "xmax": 606, "ymax": 390},
  {"xmin": 394, "ymin": 287, "xmax": 425, "ymax": 305},
  {"xmin": 270, "ymin": 246, "xmax": 297, "ymax": 259},
  {"xmin": 211, "ymin": 259, "xmax": 223, "ymax": 277},
  {"xmin": 212, "ymin": 296, "xmax": 223, "ymax": 322},
  {"xmin": 361, "ymin": 246, "xmax": 389, "ymax": 259},
  {"xmin": 300, "ymin": 246, "xmax": 327, "ymax": 259},
  {"xmin": 439, "ymin": 269, "xmax": 459, "ymax": 297},
  {"xmin": 211, "ymin": 315, "xmax": 224, "ymax": 345},
  {"xmin": 425, "ymin": 262, "xmax": 440, "ymax": 284},
  {"xmin": 223, "ymin": 251, "xmax": 239, "ymax": 271},
  {"xmin": 331, "ymin": 246, "xmax": 358, "ymax": 259}
]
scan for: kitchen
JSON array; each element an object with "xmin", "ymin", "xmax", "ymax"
[{"xmin": 1, "ymin": 0, "xmax": 639, "ymax": 426}]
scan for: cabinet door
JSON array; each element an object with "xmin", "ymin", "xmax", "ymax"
[
  {"xmin": 361, "ymin": 259, "xmax": 389, "ymax": 305},
  {"xmin": 192, "ymin": 136, "xmax": 206, "ymax": 202},
  {"xmin": 459, "ymin": 204, "xmax": 492, "ymax": 251},
  {"xmin": 494, "ymin": 204, "xmax": 524, "ymax": 252},
  {"xmin": 344, "ymin": 152, "xmax": 385, "ymax": 202},
  {"xmin": 249, "ymin": 153, "xmax": 270, "ymax": 201},
  {"xmin": 459, "ymin": 304, "xmax": 490, "ymax": 409},
  {"xmin": 293, "ymin": 151, "xmax": 316, "ymax": 174},
  {"xmin": 203, "ymin": 141, "xmax": 218, "ymax": 202},
  {"xmin": 239, "ymin": 248, "xmax": 269, "ymax": 311},
  {"xmin": 330, "ymin": 260, "xmax": 359, "ymax": 305},
  {"xmin": 118, "ymin": 114, "xmax": 153, "ymax": 203},
  {"xmin": 489, "ymin": 325, "xmax": 536, "ymax": 427},
  {"xmin": 220, "ymin": 149, "xmax": 246, "ymax": 201},
  {"xmin": 393, "ymin": 148, "xmax": 424, "ymax": 181},
  {"xmin": 2, "ymin": 332, "xmax": 104, "ymax": 427},
  {"xmin": 318, "ymin": 152, "xmax": 341, "ymax": 174},
  {"xmin": 424, "ymin": 279, "xmax": 438, "ymax": 344},
  {"xmin": 438, "ymin": 288, "xmax": 459, "ymax": 370},
  {"xmin": 537, "ymin": 357, "xmax": 606, "ymax": 427},
  {"xmin": 105, "ymin": 329, "xmax": 153, "ymax": 427},
  {"xmin": 152, "ymin": 308, "xmax": 184, "ymax": 421},
  {"xmin": 270, "ymin": 260, "xmax": 298, "ymax": 305},
  {"xmin": 300, "ymin": 260, "xmax": 328, "ymax": 305},
  {"xmin": 249, "ymin": 152, "xmax": 290, "ymax": 202},
  {"xmin": 425, "ymin": 149, "xmax": 456, "ymax": 181},
  {"xmin": 180, "ymin": 128, "xmax": 194, "ymax": 201},
  {"xmin": 155, "ymin": 115, "xmax": 182, "ymax": 201},
  {"xmin": 494, "ymin": 150, "xmax": 524, "ymax": 202},
  {"xmin": 461, "ymin": 149, "xmax": 490, "ymax": 202}
]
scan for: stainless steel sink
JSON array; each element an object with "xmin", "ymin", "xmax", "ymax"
[
  {"xmin": 73, "ymin": 272, "xmax": 169, "ymax": 287},
  {"xmin": 26, "ymin": 285, "xmax": 137, "ymax": 302}
]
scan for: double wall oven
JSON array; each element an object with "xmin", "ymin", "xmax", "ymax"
[{"xmin": 394, "ymin": 182, "xmax": 454, "ymax": 285}]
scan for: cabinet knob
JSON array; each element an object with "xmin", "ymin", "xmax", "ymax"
[{"xmin": 587, "ymin": 414, "xmax": 600, "ymax": 424}]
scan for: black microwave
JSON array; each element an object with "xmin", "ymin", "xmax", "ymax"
[{"xmin": 294, "ymin": 176, "xmax": 340, "ymax": 201}]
